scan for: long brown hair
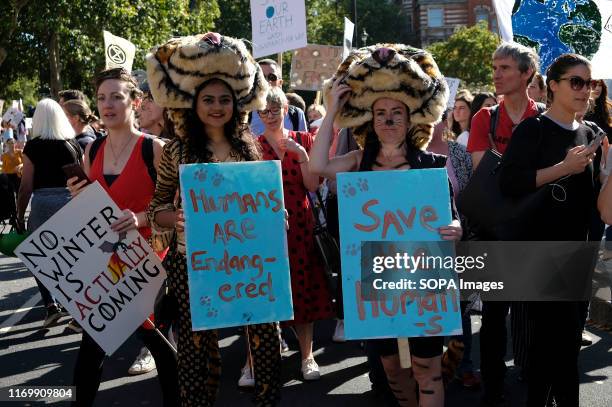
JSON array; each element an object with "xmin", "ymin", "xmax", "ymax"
[
  {"xmin": 63, "ymin": 99, "xmax": 98, "ymax": 125},
  {"xmin": 184, "ymin": 78, "xmax": 260, "ymax": 163}
]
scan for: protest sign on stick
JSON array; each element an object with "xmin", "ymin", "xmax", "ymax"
[
  {"xmin": 103, "ymin": 30, "xmax": 136, "ymax": 72},
  {"xmin": 180, "ymin": 161, "xmax": 293, "ymax": 330},
  {"xmin": 343, "ymin": 17, "xmax": 355, "ymax": 60},
  {"xmin": 337, "ymin": 169, "xmax": 462, "ymax": 340},
  {"xmin": 290, "ymin": 44, "xmax": 343, "ymax": 91},
  {"xmin": 250, "ymin": 0, "xmax": 307, "ymax": 58},
  {"xmin": 15, "ymin": 182, "xmax": 166, "ymax": 355},
  {"xmin": 444, "ymin": 78, "xmax": 461, "ymax": 110}
]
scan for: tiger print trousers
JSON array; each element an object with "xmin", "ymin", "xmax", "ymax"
[{"xmin": 164, "ymin": 248, "xmax": 281, "ymax": 406}]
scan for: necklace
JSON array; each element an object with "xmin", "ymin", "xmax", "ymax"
[{"xmin": 108, "ymin": 135, "xmax": 133, "ymax": 166}]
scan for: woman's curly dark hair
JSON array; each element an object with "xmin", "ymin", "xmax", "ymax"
[{"xmin": 184, "ymin": 78, "xmax": 261, "ymax": 163}]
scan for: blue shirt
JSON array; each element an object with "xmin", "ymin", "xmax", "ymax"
[{"xmin": 250, "ymin": 105, "xmax": 307, "ymax": 136}]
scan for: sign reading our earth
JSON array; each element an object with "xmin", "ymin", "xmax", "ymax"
[
  {"xmin": 512, "ymin": 0, "xmax": 611, "ymax": 75},
  {"xmin": 250, "ymin": 0, "xmax": 307, "ymax": 58}
]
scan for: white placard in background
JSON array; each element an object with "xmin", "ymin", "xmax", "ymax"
[
  {"xmin": 444, "ymin": 77, "xmax": 461, "ymax": 109},
  {"xmin": 103, "ymin": 30, "xmax": 136, "ymax": 73},
  {"xmin": 343, "ymin": 17, "xmax": 355, "ymax": 60},
  {"xmin": 250, "ymin": 0, "xmax": 307, "ymax": 58}
]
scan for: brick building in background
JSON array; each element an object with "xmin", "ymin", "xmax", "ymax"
[{"xmin": 394, "ymin": 0, "xmax": 498, "ymax": 47}]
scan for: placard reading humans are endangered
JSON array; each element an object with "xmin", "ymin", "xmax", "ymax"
[
  {"xmin": 337, "ymin": 169, "xmax": 462, "ymax": 339},
  {"xmin": 15, "ymin": 183, "xmax": 166, "ymax": 355},
  {"xmin": 180, "ymin": 161, "xmax": 293, "ymax": 330}
]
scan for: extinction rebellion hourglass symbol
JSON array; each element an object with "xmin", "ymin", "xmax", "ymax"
[{"xmin": 106, "ymin": 44, "xmax": 126, "ymax": 65}]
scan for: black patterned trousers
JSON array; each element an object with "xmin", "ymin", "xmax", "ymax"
[{"xmin": 165, "ymin": 248, "xmax": 281, "ymax": 406}]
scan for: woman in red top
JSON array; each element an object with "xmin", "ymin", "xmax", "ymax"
[
  {"xmin": 257, "ymin": 87, "xmax": 335, "ymax": 381},
  {"xmin": 67, "ymin": 68, "xmax": 177, "ymax": 407}
]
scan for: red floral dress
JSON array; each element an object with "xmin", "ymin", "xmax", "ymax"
[{"xmin": 258, "ymin": 131, "xmax": 335, "ymax": 324}]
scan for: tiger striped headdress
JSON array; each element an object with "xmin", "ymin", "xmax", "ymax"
[
  {"xmin": 323, "ymin": 44, "xmax": 448, "ymax": 149},
  {"xmin": 146, "ymin": 33, "xmax": 269, "ymax": 139}
]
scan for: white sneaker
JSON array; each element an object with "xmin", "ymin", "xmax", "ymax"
[
  {"xmin": 238, "ymin": 365, "xmax": 255, "ymax": 387},
  {"xmin": 128, "ymin": 347, "xmax": 156, "ymax": 375},
  {"xmin": 332, "ymin": 320, "xmax": 346, "ymax": 343},
  {"xmin": 301, "ymin": 357, "xmax": 320, "ymax": 381}
]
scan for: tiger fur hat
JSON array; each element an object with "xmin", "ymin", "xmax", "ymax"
[
  {"xmin": 323, "ymin": 44, "xmax": 448, "ymax": 149},
  {"xmin": 146, "ymin": 32, "xmax": 268, "ymax": 139}
]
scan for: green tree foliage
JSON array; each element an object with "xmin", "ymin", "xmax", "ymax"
[
  {"xmin": 427, "ymin": 21, "xmax": 500, "ymax": 88},
  {"xmin": 0, "ymin": 0, "xmax": 219, "ymax": 99}
]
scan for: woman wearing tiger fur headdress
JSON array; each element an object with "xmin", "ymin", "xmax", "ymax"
[
  {"xmin": 310, "ymin": 44, "xmax": 460, "ymax": 407},
  {"xmin": 146, "ymin": 32, "xmax": 281, "ymax": 406}
]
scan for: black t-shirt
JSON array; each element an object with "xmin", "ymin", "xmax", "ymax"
[
  {"xmin": 23, "ymin": 138, "xmax": 83, "ymax": 190},
  {"xmin": 500, "ymin": 115, "xmax": 596, "ymax": 241}
]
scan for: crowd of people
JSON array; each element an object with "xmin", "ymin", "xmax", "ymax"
[{"xmin": 1, "ymin": 30, "xmax": 611, "ymax": 407}]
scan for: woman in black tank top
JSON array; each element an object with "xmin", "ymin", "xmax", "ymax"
[{"xmin": 310, "ymin": 75, "xmax": 462, "ymax": 407}]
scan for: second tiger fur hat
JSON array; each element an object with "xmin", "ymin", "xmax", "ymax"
[{"xmin": 323, "ymin": 44, "xmax": 448, "ymax": 149}]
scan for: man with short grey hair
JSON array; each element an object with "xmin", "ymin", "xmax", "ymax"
[
  {"xmin": 468, "ymin": 42, "xmax": 541, "ymax": 168},
  {"xmin": 466, "ymin": 41, "xmax": 543, "ymax": 406}
]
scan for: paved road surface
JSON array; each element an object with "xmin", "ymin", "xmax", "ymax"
[{"xmin": 1, "ymin": 253, "xmax": 611, "ymax": 406}]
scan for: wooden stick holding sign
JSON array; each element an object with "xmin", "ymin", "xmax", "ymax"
[
  {"xmin": 146, "ymin": 318, "xmax": 177, "ymax": 354},
  {"xmin": 398, "ymin": 338, "xmax": 412, "ymax": 368}
]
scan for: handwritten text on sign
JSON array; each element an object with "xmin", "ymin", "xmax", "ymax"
[
  {"xmin": 250, "ymin": 0, "xmax": 307, "ymax": 57},
  {"xmin": 15, "ymin": 183, "xmax": 166, "ymax": 355},
  {"xmin": 180, "ymin": 161, "xmax": 293, "ymax": 330},
  {"xmin": 337, "ymin": 169, "xmax": 461, "ymax": 339},
  {"xmin": 290, "ymin": 45, "xmax": 343, "ymax": 91}
]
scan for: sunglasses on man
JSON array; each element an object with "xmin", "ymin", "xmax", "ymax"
[
  {"xmin": 265, "ymin": 73, "xmax": 279, "ymax": 82},
  {"xmin": 557, "ymin": 76, "xmax": 598, "ymax": 91}
]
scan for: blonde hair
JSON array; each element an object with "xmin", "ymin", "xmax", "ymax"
[
  {"xmin": 307, "ymin": 103, "xmax": 326, "ymax": 117},
  {"xmin": 31, "ymin": 98, "xmax": 76, "ymax": 140}
]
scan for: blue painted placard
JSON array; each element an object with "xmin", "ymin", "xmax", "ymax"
[
  {"xmin": 337, "ymin": 169, "xmax": 462, "ymax": 339},
  {"xmin": 180, "ymin": 161, "xmax": 293, "ymax": 330}
]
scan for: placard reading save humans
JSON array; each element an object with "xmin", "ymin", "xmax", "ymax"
[
  {"xmin": 15, "ymin": 183, "xmax": 166, "ymax": 355},
  {"xmin": 250, "ymin": 0, "xmax": 307, "ymax": 58}
]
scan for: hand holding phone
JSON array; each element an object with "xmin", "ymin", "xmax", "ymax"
[
  {"xmin": 587, "ymin": 131, "xmax": 606, "ymax": 152},
  {"xmin": 62, "ymin": 163, "xmax": 91, "ymax": 185}
]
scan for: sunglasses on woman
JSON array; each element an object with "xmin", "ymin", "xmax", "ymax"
[{"xmin": 557, "ymin": 76, "xmax": 598, "ymax": 91}]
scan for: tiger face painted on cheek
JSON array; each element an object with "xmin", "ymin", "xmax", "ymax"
[{"xmin": 323, "ymin": 44, "xmax": 448, "ymax": 149}]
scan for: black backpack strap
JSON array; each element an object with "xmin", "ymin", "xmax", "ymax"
[
  {"xmin": 488, "ymin": 105, "xmax": 499, "ymax": 150},
  {"xmin": 88, "ymin": 135, "xmax": 106, "ymax": 165},
  {"xmin": 288, "ymin": 105, "xmax": 300, "ymax": 131},
  {"xmin": 141, "ymin": 135, "xmax": 157, "ymax": 183}
]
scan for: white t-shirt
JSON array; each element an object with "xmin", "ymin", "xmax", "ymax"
[{"xmin": 456, "ymin": 130, "xmax": 469, "ymax": 147}]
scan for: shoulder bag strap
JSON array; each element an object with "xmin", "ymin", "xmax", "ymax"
[
  {"xmin": 488, "ymin": 105, "xmax": 499, "ymax": 151},
  {"xmin": 65, "ymin": 139, "xmax": 82, "ymax": 165}
]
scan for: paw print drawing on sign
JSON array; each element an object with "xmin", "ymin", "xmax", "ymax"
[
  {"xmin": 342, "ymin": 182, "xmax": 357, "ymax": 198},
  {"xmin": 212, "ymin": 173, "xmax": 224, "ymax": 187},
  {"xmin": 357, "ymin": 178, "xmax": 369, "ymax": 192},
  {"xmin": 194, "ymin": 168, "xmax": 207, "ymax": 182},
  {"xmin": 345, "ymin": 243, "xmax": 359, "ymax": 256},
  {"xmin": 242, "ymin": 312, "xmax": 253, "ymax": 323},
  {"xmin": 207, "ymin": 308, "xmax": 219, "ymax": 318},
  {"xmin": 200, "ymin": 296, "xmax": 211, "ymax": 306}
]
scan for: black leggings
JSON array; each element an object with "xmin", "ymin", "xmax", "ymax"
[{"xmin": 72, "ymin": 327, "xmax": 178, "ymax": 407}]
